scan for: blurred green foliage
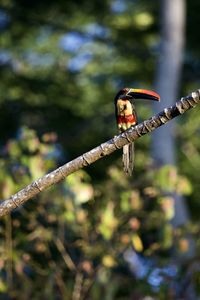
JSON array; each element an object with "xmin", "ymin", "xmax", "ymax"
[
  {"xmin": 0, "ymin": 127, "xmax": 198, "ymax": 299},
  {"xmin": 0, "ymin": 0, "xmax": 200, "ymax": 299}
]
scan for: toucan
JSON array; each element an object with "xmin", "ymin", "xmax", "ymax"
[{"xmin": 114, "ymin": 88, "xmax": 160, "ymax": 176}]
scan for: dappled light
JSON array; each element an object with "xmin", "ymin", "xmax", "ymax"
[{"xmin": 1, "ymin": 0, "xmax": 200, "ymax": 299}]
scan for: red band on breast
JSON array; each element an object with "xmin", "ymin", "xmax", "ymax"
[
  {"xmin": 125, "ymin": 114, "xmax": 136, "ymax": 123},
  {"xmin": 117, "ymin": 114, "xmax": 137, "ymax": 124}
]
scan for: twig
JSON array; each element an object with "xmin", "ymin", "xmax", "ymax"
[
  {"xmin": 72, "ymin": 272, "xmax": 83, "ymax": 300},
  {"xmin": 54, "ymin": 237, "xmax": 76, "ymax": 272},
  {"xmin": 0, "ymin": 90, "xmax": 200, "ymax": 217}
]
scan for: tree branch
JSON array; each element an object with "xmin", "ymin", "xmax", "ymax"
[{"xmin": 0, "ymin": 90, "xmax": 200, "ymax": 217}]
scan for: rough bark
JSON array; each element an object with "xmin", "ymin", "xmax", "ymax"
[{"xmin": 0, "ymin": 89, "xmax": 199, "ymax": 218}]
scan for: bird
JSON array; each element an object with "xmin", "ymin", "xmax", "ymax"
[{"xmin": 114, "ymin": 88, "xmax": 160, "ymax": 176}]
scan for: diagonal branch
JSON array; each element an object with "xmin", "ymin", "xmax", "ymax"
[{"xmin": 0, "ymin": 90, "xmax": 200, "ymax": 217}]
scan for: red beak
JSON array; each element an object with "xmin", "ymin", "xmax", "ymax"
[{"xmin": 127, "ymin": 89, "xmax": 160, "ymax": 101}]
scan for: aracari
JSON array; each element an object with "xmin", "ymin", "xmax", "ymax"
[{"xmin": 114, "ymin": 88, "xmax": 160, "ymax": 175}]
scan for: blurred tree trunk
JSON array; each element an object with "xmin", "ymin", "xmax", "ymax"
[
  {"xmin": 152, "ymin": 4, "xmax": 196, "ymax": 296},
  {"xmin": 152, "ymin": 0, "xmax": 185, "ymax": 165},
  {"xmin": 152, "ymin": 0, "xmax": 194, "ymax": 249}
]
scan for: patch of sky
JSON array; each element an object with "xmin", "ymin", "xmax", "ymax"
[
  {"xmin": 163, "ymin": 264, "xmax": 177, "ymax": 277},
  {"xmin": 148, "ymin": 264, "xmax": 178, "ymax": 290},
  {"xmin": 124, "ymin": 249, "xmax": 178, "ymax": 291},
  {"xmin": 67, "ymin": 53, "xmax": 92, "ymax": 72},
  {"xmin": 0, "ymin": 51, "xmax": 10, "ymax": 65},
  {"xmin": 0, "ymin": 9, "xmax": 10, "ymax": 29},
  {"xmin": 60, "ymin": 23, "xmax": 110, "ymax": 54},
  {"xmin": 148, "ymin": 268, "xmax": 164, "ymax": 289},
  {"xmin": 60, "ymin": 24, "xmax": 111, "ymax": 72},
  {"xmin": 25, "ymin": 52, "xmax": 55, "ymax": 67},
  {"xmin": 84, "ymin": 23, "xmax": 110, "ymax": 39},
  {"xmin": 111, "ymin": 0, "xmax": 127, "ymax": 13},
  {"xmin": 124, "ymin": 249, "xmax": 150, "ymax": 279},
  {"xmin": 60, "ymin": 32, "xmax": 92, "ymax": 53}
]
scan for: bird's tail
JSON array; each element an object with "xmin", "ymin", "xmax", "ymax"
[{"xmin": 122, "ymin": 143, "xmax": 134, "ymax": 176}]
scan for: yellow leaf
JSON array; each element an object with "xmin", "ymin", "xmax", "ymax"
[
  {"xmin": 131, "ymin": 233, "xmax": 143, "ymax": 252},
  {"xmin": 98, "ymin": 202, "xmax": 118, "ymax": 240},
  {"xmin": 102, "ymin": 255, "xmax": 116, "ymax": 268},
  {"xmin": 134, "ymin": 12, "xmax": 154, "ymax": 29}
]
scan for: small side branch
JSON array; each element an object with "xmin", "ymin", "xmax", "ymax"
[{"xmin": 0, "ymin": 90, "xmax": 200, "ymax": 217}]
